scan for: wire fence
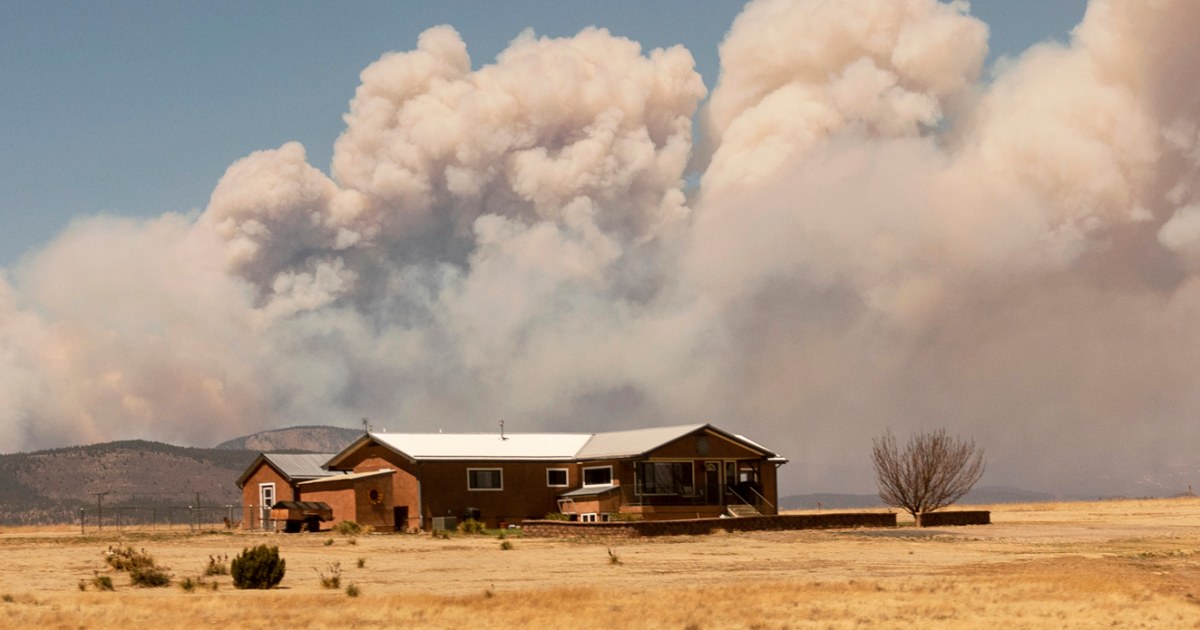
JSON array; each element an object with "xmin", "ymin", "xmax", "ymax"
[{"xmin": 78, "ymin": 504, "xmax": 247, "ymax": 534}]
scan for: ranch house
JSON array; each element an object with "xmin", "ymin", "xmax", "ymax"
[{"xmin": 238, "ymin": 423, "xmax": 786, "ymax": 531}]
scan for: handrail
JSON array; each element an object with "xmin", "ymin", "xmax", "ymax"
[{"xmin": 748, "ymin": 485, "xmax": 774, "ymax": 510}]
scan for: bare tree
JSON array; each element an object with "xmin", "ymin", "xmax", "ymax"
[{"xmin": 872, "ymin": 428, "xmax": 984, "ymax": 522}]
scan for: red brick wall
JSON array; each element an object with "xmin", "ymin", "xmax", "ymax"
[{"xmin": 418, "ymin": 460, "xmax": 581, "ymax": 527}]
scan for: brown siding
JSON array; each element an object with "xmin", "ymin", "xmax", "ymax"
[
  {"xmin": 418, "ymin": 460, "xmax": 580, "ymax": 527},
  {"xmin": 335, "ymin": 444, "xmax": 422, "ymax": 530}
]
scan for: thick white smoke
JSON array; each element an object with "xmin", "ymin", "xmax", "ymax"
[{"xmin": 2, "ymin": 0, "xmax": 1199, "ymax": 495}]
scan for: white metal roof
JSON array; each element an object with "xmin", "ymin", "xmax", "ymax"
[
  {"xmin": 340, "ymin": 423, "xmax": 781, "ymax": 464},
  {"xmin": 368, "ymin": 432, "xmax": 592, "ymax": 460},
  {"xmin": 575, "ymin": 424, "xmax": 706, "ymax": 459}
]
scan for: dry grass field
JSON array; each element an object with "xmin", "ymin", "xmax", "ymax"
[{"xmin": 3, "ymin": 498, "xmax": 1200, "ymax": 628}]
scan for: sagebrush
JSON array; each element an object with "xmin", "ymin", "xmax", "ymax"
[{"xmin": 231, "ymin": 545, "xmax": 286, "ymax": 589}]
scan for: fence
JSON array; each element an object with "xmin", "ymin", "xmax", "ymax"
[{"xmin": 79, "ymin": 504, "xmax": 246, "ymax": 534}]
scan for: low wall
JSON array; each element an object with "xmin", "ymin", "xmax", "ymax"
[
  {"xmin": 523, "ymin": 512, "xmax": 897, "ymax": 539},
  {"xmin": 915, "ymin": 510, "xmax": 991, "ymax": 527}
]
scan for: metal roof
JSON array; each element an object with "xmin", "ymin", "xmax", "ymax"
[
  {"xmin": 367, "ymin": 432, "xmax": 592, "ymax": 461},
  {"xmin": 322, "ymin": 423, "xmax": 782, "ymax": 466},
  {"xmin": 575, "ymin": 424, "xmax": 706, "ymax": 459},
  {"xmin": 559, "ymin": 483, "xmax": 619, "ymax": 498},
  {"xmin": 263, "ymin": 453, "xmax": 339, "ymax": 480}
]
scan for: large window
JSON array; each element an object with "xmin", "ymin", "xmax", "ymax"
[
  {"xmin": 547, "ymin": 468, "xmax": 569, "ymax": 487},
  {"xmin": 637, "ymin": 461, "xmax": 694, "ymax": 495},
  {"xmin": 582, "ymin": 466, "xmax": 613, "ymax": 486},
  {"xmin": 467, "ymin": 468, "xmax": 503, "ymax": 491}
]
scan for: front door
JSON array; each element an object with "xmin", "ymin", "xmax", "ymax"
[
  {"xmin": 704, "ymin": 462, "xmax": 721, "ymax": 505},
  {"xmin": 259, "ymin": 483, "xmax": 275, "ymax": 531},
  {"xmin": 393, "ymin": 506, "xmax": 409, "ymax": 532}
]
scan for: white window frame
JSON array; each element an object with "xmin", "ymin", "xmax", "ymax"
[
  {"xmin": 546, "ymin": 468, "xmax": 569, "ymax": 488},
  {"xmin": 580, "ymin": 513, "xmax": 598, "ymax": 523},
  {"xmin": 258, "ymin": 482, "xmax": 275, "ymax": 530},
  {"xmin": 582, "ymin": 465, "xmax": 613, "ymax": 487},
  {"xmin": 467, "ymin": 467, "xmax": 503, "ymax": 491}
]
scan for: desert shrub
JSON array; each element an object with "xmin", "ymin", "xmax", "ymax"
[
  {"xmin": 77, "ymin": 580, "xmax": 86, "ymax": 592},
  {"xmin": 104, "ymin": 546, "xmax": 155, "ymax": 572},
  {"xmin": 333, "ymin": 520, "xmax": 364, "ymax": 536},
  {"xmin": 345, "ymin": 583, "xmax": 360, "ymax": 598},
  {"xmin": 130, "ymin": 564, "xmax": 171, "ymax": 588},
  {"xmin": 92, "ymin": 574, "xmax": 115, "ymax": 591},
  {"xmin": 499, "ymin": 540, "xmax": 514, "ymax": 551},
  {"xmin": 230, "ymin": 545, "xmax": 286, "ymax": 590},
  {"xmin": 607, "ymin": 548, "xmax": 622, "ymax": 565},
  {"xmin": 432, "ymin": 529, "xmax": 451, "ymax": 540},
  {"xmin": 323, "ymin": 538, "xmax": 334, "ymax": 547},
  {"xmin": 458, "ymin": 518, "xmax": 486, "ymax": 535},
  {"xmin": 543, "ymin": 512, "xmax": 571, "ymax": 521},
  {"xmin": 317, "ymin": 562, "xmax": 342, "ymax": 589},
  {"xmin": 180, "ymin": 577, "xmax": 197, "ymax": 592},
  {"xmin": 4, "ymin": 593, "xmax": 16, "ymax": 602},
  {"xmin": 356, "ymin": 557, "xmax": 366, "ymax": 569},
  {"xmin": 606, "ymin": 513, "xmax": 643, "ymax": 522},
  {"xmin": 204, "ymin": 554, "xmax": 229, "ymax": 576}
]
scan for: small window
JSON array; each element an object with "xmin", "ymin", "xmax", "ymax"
[
  {"xmin": 547, "ymin": 468, "xmax": 569, "ymax": 487},
  {"xmin": 468, "ymin": 468, "xmax": 503, "ymax": 491},
  {"xmin": 583, "ymin": 466, "xmax": 613, "ymax": 486},
  {"xmin": 580, "ymin": 513, "xmax": 598, "ymax": 523}
]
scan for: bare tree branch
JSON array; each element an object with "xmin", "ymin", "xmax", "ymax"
[{"xmin": 872, "ymin": 428, "xmax": 985, "ymax": 520}]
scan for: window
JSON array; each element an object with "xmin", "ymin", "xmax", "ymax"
[
  {"xmin": 580, "ymin": 513, "xmax": 598, "ymax": 523},
  {"xmin": 547, "ymin": 468, "xmax": 569, "ymax": 487},
  {"xmin": 467, "ymin": 468, "xmax": 503, "ymax": 491},
  {"xmin": 583, "ymin": 466, "xmax": 613, "ymax": 486},
  {"xmin": 637, "ymin": 461, "xmax": 694, "ymax": 495}
]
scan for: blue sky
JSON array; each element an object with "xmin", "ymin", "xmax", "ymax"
[{"xmin": 0, "ymin": 1, "xmax": 1087, "ymax": 267}]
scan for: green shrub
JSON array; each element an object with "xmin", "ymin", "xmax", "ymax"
[
  {"xmin": 345, "ymin": 583, "xmax": 360, "ymax": 598},
  {"xmin": 499, "ymin": 540, "xmax": 514, "ymax": 551},
  {"xmin": 543, "ymin": 512, "xmax": 571, "ymax": 521},
  {"xmin": 180, "ymin": 577, "xmax": 197, "ymax": 592},
  {"xmin": 230, "ymin": 545, "xmax": 286, "ymax": 590},
  {"xmin": 458, "ymin": 518, "xmax": 486, "ymax": 535},
  {"xmin": 104, "ymin": 546, "xmax": 155, "ymax": 572},
  {"xmin": 333, "ymin": 520, "xmax": 364, "ymax": 536},
  {"xmin": 92, "ymin": 574, "xmax": 115, "ymax": 591},
  {"xmin": 323, "ymin": 538, "xmax": 334, "ymax": 547},
  {"xmin": 130, "ymin": 564, "xmax": 171, "ymax": 588}
]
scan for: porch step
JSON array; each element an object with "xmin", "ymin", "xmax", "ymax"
[{"xmin": 725, "ymin": 504, "xmax": 760, "ymax": 518}]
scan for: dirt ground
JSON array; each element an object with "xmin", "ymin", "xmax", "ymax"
[{"xmin": 3, "ymin": 497, "xmax": 1200, "ymax": 628}]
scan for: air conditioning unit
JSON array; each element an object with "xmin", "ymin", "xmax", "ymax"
[{"xmin": 431, "ymin": 516, "xmax": 457, "ymax": 532}]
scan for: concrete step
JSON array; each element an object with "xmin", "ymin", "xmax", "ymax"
[{"xmin": 725, "ymin": 504, "xmax": 760, "ymax": 518}]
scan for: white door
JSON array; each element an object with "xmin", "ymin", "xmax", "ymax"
[{"xmin": 259, "ymin": 483, "xmax": 275, "ymax": 531}]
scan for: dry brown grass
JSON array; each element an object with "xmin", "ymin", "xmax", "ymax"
[{"xmin": 4, "ymin": 498, "xmax": 1200, "ymax": 628}]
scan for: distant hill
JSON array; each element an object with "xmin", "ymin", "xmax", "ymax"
[
  {"xmin": 0, "ymin": 441, "xmax": 257, "ymax": 525},
  {"xmin": 214, "ymin": 425, "xmax": 362, "ymax": 453},
  {"xmin": 780, "ymin": 486, "xmax": 1066, "ymax": 512}
]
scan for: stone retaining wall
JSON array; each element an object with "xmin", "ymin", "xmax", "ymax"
[
  {"xmin": 915, "ymin": 510, "xmax": 991, "ymax": 527},
  {"xmin": 523, "ymin": 512, "xmax": 897, "ymax": 538}
]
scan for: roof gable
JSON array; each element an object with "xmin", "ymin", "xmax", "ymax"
[{"xmin": 236, "ymin": 452, "xmax": 338, "ymax": 488}]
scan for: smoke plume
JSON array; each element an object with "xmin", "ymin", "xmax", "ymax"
[{"xmin": 2, "ymin": 0, "xmax": 1199, "ymax": 495}]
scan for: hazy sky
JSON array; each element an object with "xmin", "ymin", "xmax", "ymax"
[
  {"xmin": 11, "ymin": 0, "xmax": 1199, "ymax": 501},
  {"xmin": 1, "ymin": 1, "xmax": 1086, "ymax": 265}
]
